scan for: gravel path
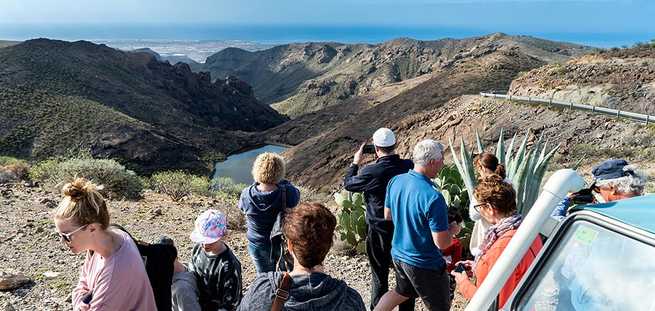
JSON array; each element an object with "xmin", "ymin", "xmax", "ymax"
[{"xmin": 0, "ymin": 184, "xmax": 467, "ymax": 310}]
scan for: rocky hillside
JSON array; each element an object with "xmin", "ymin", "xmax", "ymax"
[
  {"xmin": 203, "ymin": 33, "xmax": 592, "ymax": 117},
  {"xmin": 0, "ymin": 39, "xmax": 287, "ymax": 174},
  {"xmin": 509, "ymin": 45, "xmax": 655, "ymax": 115},
  {"xmin": 270, "ymin": 46, "xmax": 547, "ymax": 190},
  {"xmin": 267, "ymin": 45, "xmax": 655, "ymax": 192}
]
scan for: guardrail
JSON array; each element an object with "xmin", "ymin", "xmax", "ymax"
[{"xmin": 480, "ymin": 92, "xmax": 654, "ymax": 125}]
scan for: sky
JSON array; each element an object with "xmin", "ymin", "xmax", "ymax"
[{"xmin": 0, "ymin": 0, "xmax": 653, "ymax": 45}]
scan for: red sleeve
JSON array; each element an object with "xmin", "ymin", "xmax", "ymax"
[{"xmin": 451, "ymin": 239, "xmax": 463, "ymax": 268}]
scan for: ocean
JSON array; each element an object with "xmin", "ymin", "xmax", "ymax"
[{"xmin": 0, "ymin": 23, "xmax": 652, "ymax": 48}]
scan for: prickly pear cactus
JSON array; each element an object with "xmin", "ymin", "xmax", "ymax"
[{"xmin": 334, "ymin": 190, "xmax": 367, "ymax": 251}]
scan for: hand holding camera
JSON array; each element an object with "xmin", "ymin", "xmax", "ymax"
[{"xmin": 353, "ymin": 142, "xmax": 376, "ymax": 165}]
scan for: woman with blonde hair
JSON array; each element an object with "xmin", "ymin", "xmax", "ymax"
[
  {"xmin": 53, "ymin": 177, "xmax": 155, "ymax": 311},
  {"xmin": 238, "ymin": 152, "xmax": 301, "ymax": 273}
]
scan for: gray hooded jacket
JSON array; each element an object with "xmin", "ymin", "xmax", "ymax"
[{"xmin": 237, "ymin": 272, "xmax": 365, "ymax": 311}]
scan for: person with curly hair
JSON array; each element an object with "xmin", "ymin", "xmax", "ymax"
[
  {"xmin": 452, "ymin": 175, "xmax": 542, "ymax": 309},
  {"xmin": 53, "ymin": 177, "xmax": 156, "ymax": 311},
  {"xmin": 239, "ymin": 152, "xmax": 301, "ymax": 274},
  {"xmin": 238, "ymin": 202, "xmax": 365, "ymax": 311}
]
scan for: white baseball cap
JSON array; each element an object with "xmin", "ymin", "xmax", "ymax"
[{"xmin": 372, "ymin": 128, "xmax": 396, "ymax": 147}]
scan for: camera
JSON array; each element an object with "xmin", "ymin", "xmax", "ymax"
[
  {"xmin": 454, "ymin": 263, "xmax": 466, "ymax": 273},
  {"xmin": 362, "ymin": 144, "xmax": 376, "ymax": 154},
  {"xmin": 569, "ymin": 182, "xmax": 598, "ymax": 205}
]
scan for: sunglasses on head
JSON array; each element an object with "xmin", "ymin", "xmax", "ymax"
[{"xmin": 57, "ymin": 224, "xmax": 87, "ymax": 243}]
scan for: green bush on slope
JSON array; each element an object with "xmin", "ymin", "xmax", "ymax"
[{"xmin": 30, "ymin": 157, "xmax": 142, "ymax": 199}]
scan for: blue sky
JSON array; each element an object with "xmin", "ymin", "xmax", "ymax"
[{"xmin": 0, "ymin": 0, "xmax": 653, "ymax": 45}]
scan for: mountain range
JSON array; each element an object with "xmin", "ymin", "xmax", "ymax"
[
  {"xmin": 0, "ymin": 39, "xmax": 286, "ymax": 174},
  {"xmin": 2, "ymin": 34, "xmax": 653, "ymax": 185}
]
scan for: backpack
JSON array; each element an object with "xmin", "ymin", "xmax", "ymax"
[
  {"xmin": 110, "ymin": 224, "xmax": 178, "ymax": 311},
  {"xmin": 270, "ymin": 184, "xmax": 294, "ymax": 272}
]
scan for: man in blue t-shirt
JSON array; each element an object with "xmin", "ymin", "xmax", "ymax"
[{"xmin": 375, "ymin": 139, "xmax": 452, "ymax": 311}]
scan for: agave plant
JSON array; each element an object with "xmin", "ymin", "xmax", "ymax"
[
  {"xmin": 450, "ymin": 129, "xmax": 560, "ymax": 215},
  {"xmin": 334, "ymin": 190, "xmax": 367, "ymax": 251}
]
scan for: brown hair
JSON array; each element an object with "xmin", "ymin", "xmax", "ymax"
[
  {"xmin": 475, "ymin": 152, "xmax": 506, "ymax": 179},
  {"xmin": 283, "ymin": 202, "xmax": 336, "ymax": 268},
  {"xmin": 251, "ymin": 152, "xmax": 286, "ymax": 184},
  {"xmin": 474, "ymin": 175, "xmax": 516, "ymax": 217},
  {"xmin": 54, "ymin": 178, "xmax": 110, "ymax": 229}
]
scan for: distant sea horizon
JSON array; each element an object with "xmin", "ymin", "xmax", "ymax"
[{"xmin": 1, "ymin": 23, "xmax": 652, "ymax": 48}]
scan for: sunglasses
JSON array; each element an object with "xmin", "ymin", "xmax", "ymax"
[{"xmin": 57, "ymin": 225, "xmax": 88, "ymax": 243}]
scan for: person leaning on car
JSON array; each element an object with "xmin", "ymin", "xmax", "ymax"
[
  {"xmin": 343, "ymin": 127, "xmax": 415, "ymax": 311},
  {"xmin": 551, "ymin": 159, "xmax": 648, "ymax": 221}
]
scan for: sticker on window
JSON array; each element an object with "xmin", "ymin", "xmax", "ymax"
[{"xmin": 573, "ymin": 226, "xmax": 598, "ymax": 245}]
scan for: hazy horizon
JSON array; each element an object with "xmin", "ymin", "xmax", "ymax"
[
  {"xmin": 1, "ymin": 0, "xmax": 654, "ymax": 47},
  {"xmin": 0, "ymin": 23, "xmax": 652, "ymax": 48}
]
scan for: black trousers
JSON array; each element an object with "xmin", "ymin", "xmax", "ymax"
[
  {"xmin": 393, "ymin": 260, "xmax": 450, "ymax": 311},
  {"xmin": 367, "ymin": 228, "xmax": 415, "ymax": 311}
]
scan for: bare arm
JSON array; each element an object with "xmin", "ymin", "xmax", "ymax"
[
  {"xmin": 384, "ymin": 207, "xmax": 392, "ymax": 221},
  {"xmin": 432, "ymin": 230, "xmax": 452, "ymax": 250}
]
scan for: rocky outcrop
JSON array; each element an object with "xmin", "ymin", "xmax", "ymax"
[{"xmin": 508, "ymin": 45, "xmax": 655, "ymax": 115}]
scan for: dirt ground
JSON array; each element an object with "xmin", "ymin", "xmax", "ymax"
[{"xmin": 0, "ymin": 184, "xmax": 467, "ymax": 310}]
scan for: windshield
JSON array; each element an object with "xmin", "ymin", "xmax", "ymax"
[{"xmin": 515, "ymin": 220, "xmax": 655, "ymax": 311}]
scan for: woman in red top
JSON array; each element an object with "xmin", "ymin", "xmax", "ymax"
[{"xmin": 452, "ymin": 175, "xmax": 542, "ymax": 308}]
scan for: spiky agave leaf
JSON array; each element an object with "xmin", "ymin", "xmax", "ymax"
[
  {"xmin": 512, "ymin": 151, "xmax": 532, "ymax": 214},
  {"xmin": 508, "ymin": 132, "xmax": 529, "ymax": 180},
  {"xmin": 460, "ymin": 138, "xmax": 477, "ymax": 191},
  {"xmin": 476, "ymin": 130, "xmax": 484, "ymax": 154},
  {"xmin": 449, "ymin": 138, "xmax": 476, "ymax": 198},
  {"xmin": 496, "ymin": 128, "xmax": 506, "ymax": 165},
  {"xmin": 523, "ymin": 143, "xmax": 561, "ymax": 214},
  {"xmin": 505, "ymin": 132, "xmax": 518, "ymax": 168}
]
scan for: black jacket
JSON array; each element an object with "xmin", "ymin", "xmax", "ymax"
[
  {"xmin": 188, "ymin": 244, "xmax": 242, "ymax": 311},
  {"xmin": 343, "ymin": 154, "xmax": 413, "ymax": 234}
]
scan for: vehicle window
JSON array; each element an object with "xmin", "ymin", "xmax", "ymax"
[{"xmin": 515, "ymin": 221, "xmax": 655, "ymax": 311}]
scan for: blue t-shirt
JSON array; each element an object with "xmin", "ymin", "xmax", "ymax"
[{"xmin": 386, "ymin": 170, "xmax": 449, "ymax": 270}]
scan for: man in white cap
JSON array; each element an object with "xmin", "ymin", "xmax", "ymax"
[
  {"xmin": 171, "ymin": 209, "xmax": 243, "ymax": 311},
  {"xmin": 344, "ymin": 127, "xmax": 414, "ymax": 311}
]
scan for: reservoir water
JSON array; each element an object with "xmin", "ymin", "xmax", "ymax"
[{"xmin": 213, "ymin": 145, "xmax": 288, "ymax": 185}]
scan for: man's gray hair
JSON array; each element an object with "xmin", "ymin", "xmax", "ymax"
[
  {"xmin": 413, "ymin": 139, "xmax": 444, "ymax": 166},
  {"xmin": 596, "ymin": 165, "xmax": 648, "ymax": 195}
]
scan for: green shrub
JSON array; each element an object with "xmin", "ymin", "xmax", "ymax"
[
  {"xmin": 210, "ymin": 176, "xmax": 247, "ymax": 198},
  {"xmin": 151, "ymin": 172, "xmax": 245, "ymax": 202},
  {"xmin": 0, "ymin": 156, "xmax": 28, "ymax": 167},
  {"xmin": 151, "ymin": 171, "xmax": 193, "ymax": 202},
  {"xmin": 30, "ymin": 158, "xmax": 142, "ymax": 199},
  {"xmin": 190, "ymin": 175, "xmax": 212, "ymax": 197}
]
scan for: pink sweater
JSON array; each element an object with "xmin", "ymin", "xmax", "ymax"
[{"xmin": 72, "ymin": 230, "xmax": 156, "ymax": 311}]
